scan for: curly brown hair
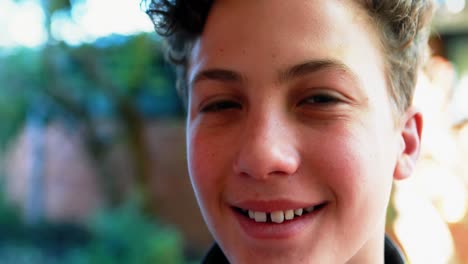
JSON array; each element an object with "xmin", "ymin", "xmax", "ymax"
[{"xmin": 145, "ymin": 0, "xmax": 433, "ymax": 112}]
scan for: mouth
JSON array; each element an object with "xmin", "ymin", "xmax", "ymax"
[{"xmin": 233, "ymin": 202, "xmax": 327, "ymax": 224}]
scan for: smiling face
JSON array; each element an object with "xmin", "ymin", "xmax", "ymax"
[{"xmin": 186, "ymin": 0, "xmax": 421, "ymax": 263}]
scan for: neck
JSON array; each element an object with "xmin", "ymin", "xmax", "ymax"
[{"xmin": 346, "ymin": 223, "xmax": 386, "ymax": 264}]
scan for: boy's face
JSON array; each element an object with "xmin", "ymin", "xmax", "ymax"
[{"xmin": 186, "ymin": 0, "xmax": 421, "ymax": 263}]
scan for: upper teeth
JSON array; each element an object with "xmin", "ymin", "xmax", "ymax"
[
  {"xmin": 294, "ymin": 208, "xmax": 303, "ymax": 216},
  {"xmin": 247, "ymin": 206, "xmax": 316, "ymax": 223},
  {"xmin": 254, "ymin": 211, "xmax": 267, "ymax": 222}
]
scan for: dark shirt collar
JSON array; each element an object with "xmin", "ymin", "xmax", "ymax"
[{"xmin": 202, "ymin": 235, "xmax": 405, "ymax": 264}]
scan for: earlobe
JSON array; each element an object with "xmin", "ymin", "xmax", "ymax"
[{"xmin": 394, "ymin": 107, "xmax": 423, "ymax": 180}]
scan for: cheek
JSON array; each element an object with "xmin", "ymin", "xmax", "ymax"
[
  {"xmin": 315, "ymin": 137, "xmax": 369, "ymax": 196},
  {"xmin": 187, "ymin": 125, "xmax": 227, "ymax": 202},
  {"xmin": 308, "ymin": 127, "xmax": 394, "ymax": 217},
  {"xmin": 187, "ymin": 131, "xmax": 211, "ymax": 194}
]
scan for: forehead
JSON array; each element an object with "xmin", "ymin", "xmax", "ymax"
[
  {"xmin": 188, "ymin": 0, "xmax": 385, "ymax": 97},
  {"xmin": 192, "ymin": 0, "xmax": 359, "ymax": 60}
]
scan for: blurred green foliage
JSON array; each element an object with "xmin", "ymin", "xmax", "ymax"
[
  {"xmin": 0, "ymin": 186, "xmax": 186, "ymax": 264},
  {"xmin": 0, "ymin": 1, "xmax": 190, "ymax": 262},
  {"xmin": 0, "ymin": 33, "xmax": 181, "ymax": 150},
  {"xmin": 0, "ymin": 1, "xmax": 187, "ymax": 262},
  {"xmin": 446, "ymin": 35, "xmax": 468, "ymax": 74},
  {"xmin": 0, "ymin": 30, "xmax": 188, "ymax": 260},
  {"xmin": 71, "ymin": 196, "xmax": 184, "ymax": 264},
  {"xmin": 0, "ymin": 48, "xmax": 40, "ymax": 150},
  {"xmin": 0, "ymin": 32, "xmax": 182, "ymax": 207}
]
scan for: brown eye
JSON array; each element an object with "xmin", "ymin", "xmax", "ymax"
[{"xmin": 201, "ymin": 100, "xmax": 242, "ymax": 112}]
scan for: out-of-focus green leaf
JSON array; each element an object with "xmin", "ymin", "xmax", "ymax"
[{"xmin": 49, "ymin": 0, "xmax": 72, "ymax": 14}]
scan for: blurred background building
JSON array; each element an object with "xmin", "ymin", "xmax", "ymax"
[{"xmin": 0, "ymin": 0, "xmax": 467, "ymax": 263}]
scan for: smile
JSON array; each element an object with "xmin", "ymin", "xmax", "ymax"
[{"xmin": 234, "ymin": 203, "xmax": 327, "ymax": 224}]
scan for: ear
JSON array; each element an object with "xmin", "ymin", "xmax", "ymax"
[{"xmin": 393, "ymin": 107, "xmax": 423, "ymax": 180}]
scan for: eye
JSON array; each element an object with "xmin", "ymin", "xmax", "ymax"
[
  {"xmin": 299, "ymin": 93, "xmax": 341, "ymax": 106},
  {"xmin": 200, "ymin": 100, "xmax": 242, "ymax": 113}
]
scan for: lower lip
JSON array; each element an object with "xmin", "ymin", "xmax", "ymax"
[{"xmin": 232, "ymin": 206, "xmax": 326, "ymax": 240}]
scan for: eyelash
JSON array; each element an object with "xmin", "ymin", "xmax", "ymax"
[
  {"xmin": 199, "ymin": 93, "xmax": 341, "ymax": 113},
  {"xmin": 298, "ymin": 93, "xmax": 341, "ymax": 106},
  {"xmin": 200, "ymin": 100, "xmax": 242, "ymax": 112}
]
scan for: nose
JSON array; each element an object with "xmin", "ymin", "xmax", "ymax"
[{"xmin": 233, "ymin": 110, "xmax": 300, "ymax": 180}]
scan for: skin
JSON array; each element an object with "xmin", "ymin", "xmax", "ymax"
[{"xmin": 186, "ymin": 0, "xmax": 423, "ymax": 263}]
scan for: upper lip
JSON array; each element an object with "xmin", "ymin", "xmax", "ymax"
[{"xmin": 232, "ymin": 199, "xmax": 326, "ymax": 212}]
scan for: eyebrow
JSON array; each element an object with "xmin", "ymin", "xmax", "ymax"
[
  {"xmin": 189, "ymin": 59, "xmax": 359, "ymax": 88},
  {"xmin": 277, "ymin": 59, "xmax": 358, "ymax": 84},
  {"xmin": 190, "ymin": 68, "xmax": 244, "ymax": 88}
]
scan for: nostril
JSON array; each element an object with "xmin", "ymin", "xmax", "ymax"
[{"xmin": 267, "ymin": 170, "xmax": 291, "ymax": 177}]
